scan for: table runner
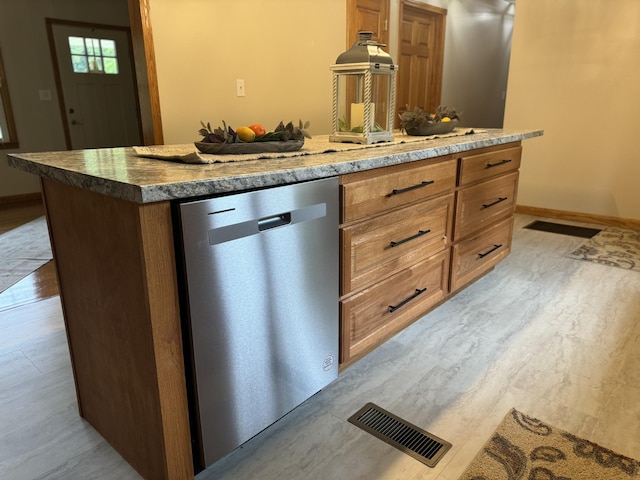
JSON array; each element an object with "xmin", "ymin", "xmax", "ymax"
[{"xmin": 133, "ymin": 129, "xmax": 481, "ymax": 164}]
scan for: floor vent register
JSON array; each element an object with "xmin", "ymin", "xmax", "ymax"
[
  {"xmin": 524, "ymin": 220, "xmax": 601, "ymax": 238},
  {"xmin": 348, "ymin": 403, "xmax": 452, "ymax": 468}
]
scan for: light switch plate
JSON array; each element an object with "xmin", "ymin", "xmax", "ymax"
[{"xmin": 236, "ymin": 79, "xmax": 245, "ymax": 97}]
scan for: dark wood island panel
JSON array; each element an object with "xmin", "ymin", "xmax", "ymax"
[{"xmin": 41, "ymin": 178, "xmax": 193, "ymax": 479}]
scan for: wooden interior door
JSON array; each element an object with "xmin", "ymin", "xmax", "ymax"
[
  {"xmin": 396, "ymin": 0, "xmax": 446, "ymax": 127},
  {"xmin": 347, "ymin": 0, "xmax": 390, "ymax": 48}
]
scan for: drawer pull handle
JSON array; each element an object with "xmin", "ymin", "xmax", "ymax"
[
  {"xmin": 478, "ymin": 243, "xmax": 503, "ymax": 259},
  {"xmin": 389, "ymin": 288, "xmax": 427, "ymax": 313},
  {"xmin": 486, "ymin": 159, "xmax": 512, "ymax": 169},
  {"xmin": 482, "ymin": 197, "xmax": 507, "ymax": 209},
  {"xmin": 390, "ymin": 229, "xmax": 431, "ymax": 248},
  {"xmin": 390, "ymin": 180, "xmax": 434, "ymax": 196}
]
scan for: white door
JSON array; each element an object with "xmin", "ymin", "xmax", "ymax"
[{"xmin": 51, "ymin": 23, "xmax": 141, "ymax": 149}]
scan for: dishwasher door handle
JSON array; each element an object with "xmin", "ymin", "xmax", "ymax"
[
  {"xmin": 208, "ymin": 202, "xmax": 327, "ymax": 245},
  {"xmin": 258, "ymin": 212, "xmax": 291, "ymax": 231}
]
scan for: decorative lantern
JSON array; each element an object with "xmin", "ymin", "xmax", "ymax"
[{"xmin": 330, "ymin": 31, "xmax": 398, "ymax": 145}]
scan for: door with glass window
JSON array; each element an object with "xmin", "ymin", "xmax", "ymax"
[{"xmin": 49, "ymin": 21, "xmax": 142, "ymax": 150}]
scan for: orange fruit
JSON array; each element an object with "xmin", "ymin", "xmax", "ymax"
[
  {"xmin": 236, "ymin": 126, "xmax": 256, "ymax": 142},
  {"xmin": 249, "ymin": 124, "xmax": 266, "ymax": 138}
]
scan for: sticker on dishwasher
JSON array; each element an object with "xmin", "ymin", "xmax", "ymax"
[{"xmin": 323, "ymin": 355, "xmax": 335, "ymax": 371}]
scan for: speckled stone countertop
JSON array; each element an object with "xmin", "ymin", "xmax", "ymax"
[{"xmin": 7, "ymin": 129, "xmax": 542, "ymax": 204}]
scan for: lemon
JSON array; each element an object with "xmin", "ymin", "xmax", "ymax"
[
  {"xmin": 236, "ymin": 126, "xmax": 256, "ymax": 142},
  {"xmin": 441, "ymin": 117, "xmax": 451, "ymax": 122}
]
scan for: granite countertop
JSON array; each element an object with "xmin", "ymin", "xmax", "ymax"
[{"xmin": 7, "ymin": 129, "xmax": 543, "ymax": 204}]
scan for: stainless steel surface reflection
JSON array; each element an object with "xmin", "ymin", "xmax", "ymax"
[{"xmin": 177, "ymin": 177, "xmax": 339, "ymax": 467}]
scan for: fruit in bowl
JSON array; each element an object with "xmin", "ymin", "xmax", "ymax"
[
  {"xmin": 399, "ymin": 105, "xmax": 461, "ymax": 136},
  {"xmin": 198, "ymin": 120, "xmax": 311, "ymax": 144},
  {"xmin": 236, "ymin": 126, "xmax": 257, "ymax": 142},
  {"xmin": 248, "ymin": 124, "xmax": 266, "ymax": 138},
  {"xmin": 195, "ymin": 120, "xmax": 311, "ymax": 155}
]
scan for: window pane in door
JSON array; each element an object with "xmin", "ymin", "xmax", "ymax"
[
  {"xmin": 85, "ymin": 38, "xmax": 101, "ymax": 56},
  {"xmin": 67, "ymin": 35, "xmax": 119, "ymax": 75},
  {"xmin": 100, "ymin": 39, "xmax": 116, "ymax": 57},
  {"xmin": 71, "ymin": 55, "xmax": 89, "ymax": 73},
  {"xmin": 88, "ymin": 56, "xmax": 104, "ymax": 73},
  {"xmin": 68, "ymin": 36, "xmax": 86, "ymax": 55},
  {"xmin": 103, "ymin": 57, "xmax": 119, "ymax": 74}
]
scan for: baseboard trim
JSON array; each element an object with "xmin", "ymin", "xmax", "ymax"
[
  {"xmin": 516, "ymin": 205, "xmax": 640, "ymax": 230},
  {"xmin": 0, "ymin": 192, "xmax": 43, "ymax": 208}
]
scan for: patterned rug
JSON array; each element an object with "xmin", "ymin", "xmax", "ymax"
[
  {"xmin": 459, "ymin": 409, "xmax": 639, "ymax": 479},
  {"xmin": 567, "ymin": 227, "xmax": 640, "ymax": 272},
  {"xmin": 0, "ymin": 216, "xmax": 53, "ymax": 293}
]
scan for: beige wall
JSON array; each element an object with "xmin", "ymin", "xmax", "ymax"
[
  {"xmin": 150, "ymin": 0, "xmax": 520, "ymax": 142},
  {"xmin": 504, "ymin": 0, "xmax": 640, "ymax": 220},
  {"xmin": 150, "ymin": 0, "xmax": 347, "ymax": 143}
]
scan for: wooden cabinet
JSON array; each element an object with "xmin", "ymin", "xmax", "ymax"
[
  {"xmin": 457, "ymin": 144, "xmax": 521, "ymax": 186},
  {"xmin": 339, "ymin": 142, "xmax": 523, "ymax": 368},
  {"xmin": 341, "ymin": 194, "xmax": 453, "ymax": 294},
  {"xmin": 339, "ymin": 156, "xmax": 456, "ymax": 367},
  {"xmin": 341, "ymin": 159, "xmax": 457, "ymax": 223},
  {"xmin": 450, "ymin": 216, "xmax": 514, "ymax": 292},
  {"xmin": 341, "ymin": 250, "xmax": 449, "ymax": 363},
  {"xmin": 41, "ymin": 179, "xmax": 192, "ymax": 480},
  {"xmin": 450, "ymin": 143, "xmax": 522, "ymax": 292},
  {"xmin": 453, "ymin": 172, "xmax": 518, "ymax": 241}
]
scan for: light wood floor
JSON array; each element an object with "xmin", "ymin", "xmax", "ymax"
[{"xmin": 1, "ymin": 204, "xmax": 639, "ymax": 479}]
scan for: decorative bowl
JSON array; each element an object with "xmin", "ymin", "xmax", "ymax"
[
  {"xmin": 405, "ymin": 120, "xmax": 457, "ymax": 136},
  {"xmin": 194, "ymin": 139, "xmax": 304, "ymax": 155}
]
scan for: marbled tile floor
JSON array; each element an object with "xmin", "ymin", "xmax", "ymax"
[{"xmin": 1, "ymin": 214, "xmax": 639, "ymax": 479}]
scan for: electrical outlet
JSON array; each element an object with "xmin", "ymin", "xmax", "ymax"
[{"xmin": 236, "ymin": 79, "xmax": 245, "ymax": 97}]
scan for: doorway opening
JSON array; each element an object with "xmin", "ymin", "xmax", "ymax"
[{"xmin": 46, "ymin": 18, "xmax": 143, "ymax": 150}]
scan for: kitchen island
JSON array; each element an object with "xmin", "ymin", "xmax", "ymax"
[{"xmin": 7, "ymin": 129, "xmax": 542, "ymax": 479}]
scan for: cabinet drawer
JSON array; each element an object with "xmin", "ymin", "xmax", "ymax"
[
  {"xmin": 457, "ymin": 144, "xmax": 521, "ymax": 187},
  {"xmin": 450, "ymin": 217, "xmax": 513, "ymax": 292},
  {"xmin": 454, "ymin": 171, "xmax": 518, "ymax": 241},
  {"xmin": 340, "ymin": 250, "xmax": 449, "ymax": 365},
  {"xmin": 341, "ymin": 194, "xmax": 453, "ymax": 295},
  {"xmin": 341, "ymin": 157, "xmax": 456, "ymax": 223}
]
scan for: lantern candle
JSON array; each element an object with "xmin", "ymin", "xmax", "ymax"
[{"xmin": 350, "ymin": 103, "xmax": 375, "ymax": 131}]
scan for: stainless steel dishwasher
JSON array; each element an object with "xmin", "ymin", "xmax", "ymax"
[{"xmin": 176, "ymin": 177, "xmax": 339, "ymax": 467}]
